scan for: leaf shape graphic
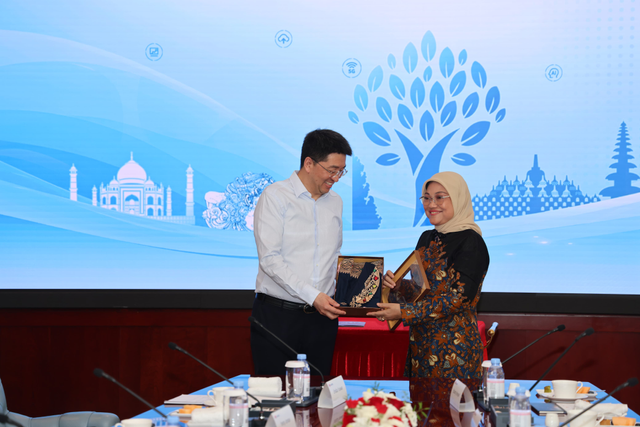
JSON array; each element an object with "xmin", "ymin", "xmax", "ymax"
[
  {"xmin": 461, "ymin": 121, "xmax": 490, "ymax": 146},
  {"xmin": 388, "ymin": 54, "xmax": 397, "ymax": 69},
  {"xmin": 421, "ymin": 31, "xmax": 437, "ymax": 62},
  {"xmin": 458, "ymin": 49, "xmax": 467, "ymax": 65},
  {"xmin": 440, "ymin": 101, "xmax": 457, "ymax": 127},
  {"xmin": 449, "ymin": 71, "xmax": 466, "ymax": 97},
  {"xmin": 376, "ymin": 97, "xmax": 392, "ymax": 122},
  {"xmin": 429, "ymin": 82, "xmax": 445, "ymax": 113},
  {"xmin": 485, "ymin": 86, "xmax": 500, "ymax": 113},
  {"xmin": 403, "ymin": 42, "xmax": 419, "ymax": 74},
  {"xmin": 354, "ymin": 84, "xmax": 368, "ymax": 111},
  {"xmin": 368, "ymin": 66, "xmax": 384, "ymax": 92},
  {"xmin": 462, "ymin": 92, "xmax": 479, "ymax": 118},
  {"xmin": 395, "ymin": 130, "xmax": 423, "ymax": 173},
  {"xmin": 389, "ymin": 74, "xmax": 406, "ymax": 100},
  {"xmin": 398, "ymin": 104, "xmax": 414, "ymax": 129},
  {"xmin": 439, "ymin": 47, "xmax": 455, "ymax": 78},
  {"xmin": 496, "ymin": 108, "xmax": 506, "ymax": 123},
  {"xmin": 451, "ymin": 153, "xmax": 476, "ymax": 166},
  {"xmin": 363, "ymin": 122, "xmax": 392, "ymax": 146},
  {"xmin": 410, "ymin": 78, "xmax": 426, "ymax": 108},
  {"xmin": 419, "ymin": 110, "xmax": 435, "ymax": 141},
  {"xmin": 423, "ymin": 66, "xmax": 433, "ymax": 82},
  {"xmin": 348, "ymin": 111, "xmax": 359, "ymax": 124},
  {"xmin": 376, "ymin": 153, "xmax": 401, "ymax": 166},
  {"xmin": 471, "ymin": 61, "xmax": 487, "ymax": 88}
]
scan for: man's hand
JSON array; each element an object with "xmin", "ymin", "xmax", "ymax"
[{"xmin": 313, "ymin": 293, "xmax": 346, "ymax": 320}]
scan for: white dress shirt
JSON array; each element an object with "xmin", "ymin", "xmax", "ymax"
[{"xmin": 253, "ymin": 171, "xmax": 343, "ymax": 305}]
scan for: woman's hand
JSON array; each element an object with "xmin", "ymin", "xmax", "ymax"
[
  {"xmin": 382, "ymin": 270, "xmax": 396, "ymax": 289},
  {"xmin": 366, "ymin": 303, "xmax": 402, "ymax": 322}
]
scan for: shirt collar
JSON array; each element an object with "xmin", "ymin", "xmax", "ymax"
[{"xmin": 289, "ymin": 171, "xmax": 332, "ymax": 200}]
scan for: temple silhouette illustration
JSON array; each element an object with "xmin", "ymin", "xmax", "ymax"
[{"xmin": 472, "ymin": 155, "xmax": 601, "ymax": 221}]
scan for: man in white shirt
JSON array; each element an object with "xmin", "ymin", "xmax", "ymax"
[{"xmin": 251, "ymin": 129, "xmax": 352, "ymax": 375}]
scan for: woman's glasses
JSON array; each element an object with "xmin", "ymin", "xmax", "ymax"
[{"xmin": 419, "ymin": 195, "xmax": 450, "ymax": 206}]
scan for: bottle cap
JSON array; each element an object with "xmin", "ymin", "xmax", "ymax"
[
  {"xmin": 516, "ymin": 386, "xmax": 526, "ymax": 395},
  {"xmin": 297, "ymin": 354, "xmax": 307, "ymax": 360},
  {"xmin": 234, "ymin": 381, "xmax": 243, "ymax": 388},
  {"xmin": 491, "ymin": 358, "xmax": 501, "ymax": 366}
]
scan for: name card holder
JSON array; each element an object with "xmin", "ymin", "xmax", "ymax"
[
  {"xmin": 265, "ymin": 404, "xmax": 296, "ymax": 427},
  {"xmin": 318, "ymin": 376, "xmax": 348, "ymax": 408}
]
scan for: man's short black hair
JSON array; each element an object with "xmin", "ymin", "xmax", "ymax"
[{"xmin": 300, "ymin": 129, "xmax": 353, "ymax": 169}]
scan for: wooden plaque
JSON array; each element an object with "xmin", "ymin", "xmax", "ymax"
[
  {"xmin": 381, "ymin": 249, "xmax": 430, "ymax": 330},
  {"xmin": 334, "ymin": 256, "xmax": 384, "ymax": 317}
]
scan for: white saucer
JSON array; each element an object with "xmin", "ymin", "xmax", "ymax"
[{"xmin": 536, "ymin": 389, "xmax": 597, "ymax": 401}]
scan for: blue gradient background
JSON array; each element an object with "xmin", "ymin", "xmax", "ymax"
[{"xmin": 0, "ymin": 0, "xmax": 638, "ymax": 293}]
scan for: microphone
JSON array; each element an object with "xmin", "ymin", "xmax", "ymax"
[
  {"xmin": 167, "ymin": 342, "xmax": 265, "ymax": 417},
  {"xmin": 502, "ymin": 324, "xmax": 565, "ymax": 365},
  {"xmin": 93, "ymin": 368, "xmax": 167, "ymax": 419},
  {"xmin": 248, "ymin": 316, "xmax": 325, "ymax": 386},
  {"xmin": 558, "ymin": 377, "xmax": 638, "ymax": 427},
  {"xmin": 0, "ymin": 414, "xmax": 25, "ymax": 427},
  {"xmin": 528, "ymin": 327, "xmax": 595, "ymax": 392}
]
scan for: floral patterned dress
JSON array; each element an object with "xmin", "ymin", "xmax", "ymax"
[{"xmin": 400, "ymin": 229, "xmax": 489, "ymax": 379}]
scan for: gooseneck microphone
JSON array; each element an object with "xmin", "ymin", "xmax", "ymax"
[
  {"xmin": 502, "ymin": 324, "xmax": 565, "ymax": 365},
  {"xmin": 528, "ymin": 327, "xmax": 595, "ymax": 392},
  {"xmin": 93, "ymin": 368, "xmax": 167, "ymax": 419},
  {"xmin": 248, "ymin": 316, "xmax": 325, "ymax": 386},
  {"xmin": 167, "ymin": 342, "xmax": 265, "ymax": 417},
  {"xmin": 558, "ymin": 377, "xmax": 638, "ymax": 427},
  {"xmin": 0, "ymin": 414, "xmax": 25, "ymax": 427}
]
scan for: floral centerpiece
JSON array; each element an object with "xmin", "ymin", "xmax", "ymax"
[{"xmin": 342, "ymin": 390, "xmax": 418, "ymax": 427}]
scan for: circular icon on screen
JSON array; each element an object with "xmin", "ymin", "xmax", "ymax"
[
  {"xmin": 145, "ymin": 43, "xmax": 163, "ymax": 61},
  {"xmin": 545, "ymin": 64, "xmax": 563, "ymax": 82},
  {"xmin": 275, "ymin": 30, "xmax": 293, "ymax": 48},
  {"xmin": 342, "ymin": 58, "xmax": 362, "ymax": 78}
]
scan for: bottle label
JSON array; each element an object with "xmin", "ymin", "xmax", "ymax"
[
  {"xmin": 509, "ymin": 410, "xmax": 531, "ymax": 427},
  {"xmin": 303, "ymin": 373, "xmax": 310, "ymax": 397},
  {"xmin": 486, "ymin": 378, "xmax": 505, "ymax": 398}
]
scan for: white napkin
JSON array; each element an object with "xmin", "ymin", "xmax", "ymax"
[
  {"xmin": 574, "ymin": 401, "xmax": 628, "ymax": 419},
  {"xmin": 248, "ymin": 377, "xmax": 282, "ymax": 392},
  {"xmin": 190, "ymin": 407, "xmax": 224, "ymax": 424},
  {"xmin": 247, "ymin": 388, "xmax": 284, "ymax": 398}
]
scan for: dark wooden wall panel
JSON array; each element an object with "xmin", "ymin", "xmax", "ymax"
[{"xmin": 0, "ymin": 309, "xmax": 638, "ymax": 420}]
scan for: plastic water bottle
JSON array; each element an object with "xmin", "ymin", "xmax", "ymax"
[
  {"xmin": 226, "ymin": 381, "xmax": 248, "ymax": 427},
  {"xmin": 509, "ymin": 386, "xmax": 531, "ymax": 427},
  {"xmin": 481, "ymin": 360, "xmax": 492, "ymax": 403},
  {"xmin": 486, "ymin": 358, "xmax": 505, "ymax": 399},
  {"xmin": 297, "ymin": 354, "xmax": 311, "ymax": 401}
]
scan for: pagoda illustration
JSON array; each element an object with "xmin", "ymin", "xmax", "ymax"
[{"xmin": 472, "ymin": 155, "xmax": 601, "ymax": 221}]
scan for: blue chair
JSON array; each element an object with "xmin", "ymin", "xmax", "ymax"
[{"xmin": 0, "ymin": 378, "xmax": 119, "ymax": 427}]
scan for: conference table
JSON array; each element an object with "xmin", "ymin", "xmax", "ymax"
[{"xmin": 135, "ymin": 375, "xmax": 639, "ymax": 426}]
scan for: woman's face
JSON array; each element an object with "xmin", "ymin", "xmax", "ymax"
[{"xmin": 423, "ymin": 182, "xmax": 454, "ymax": 226}]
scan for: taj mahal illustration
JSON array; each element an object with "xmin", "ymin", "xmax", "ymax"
[{"xmin": 69, "ymin": 153, "xmax": 196, "ymax": 226}]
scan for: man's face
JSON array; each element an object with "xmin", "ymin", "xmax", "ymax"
[{"xmin": 306, "ymin": 153, "xmax": 347, "ymax": 198}]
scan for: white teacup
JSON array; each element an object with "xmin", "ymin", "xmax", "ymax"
[
  {"xmin": 552, "ymin": 380, "xmax": 583, "ymax": 399},
  {"xmin": 207, "ymin": 386, "xmax": 233, "ymax": 405},
  {"xmin": 115, "ymin": 419, "xmax": 153, "ymax": 427},
  {"xmin": 566, "ymin": 408, "xmax": 604, "ymax": 427}
]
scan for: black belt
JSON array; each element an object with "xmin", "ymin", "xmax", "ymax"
[{"xmin": 256, "ymin": 293, "xmax": 317, "ymax": 313}]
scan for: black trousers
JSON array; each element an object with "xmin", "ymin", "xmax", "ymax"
[{"xmin": 250, "ymin": 295, "xmax": 338, "ymax": 376}]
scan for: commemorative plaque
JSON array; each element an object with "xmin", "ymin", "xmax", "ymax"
[{"xmin": 334, "ymin": 256, "xmax": 383, "ymax": 317}]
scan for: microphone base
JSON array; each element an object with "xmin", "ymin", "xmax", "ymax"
[{"xmin": 249, "ymin": 399, "xmax": 297, "ymax": 420}]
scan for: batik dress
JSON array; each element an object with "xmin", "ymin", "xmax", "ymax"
[{"xmin": 399, "ymin": 229, "xmax": 489, "ymax": 379}]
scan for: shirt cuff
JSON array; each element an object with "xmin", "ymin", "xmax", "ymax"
[{"xmin": 299, "ymin": 286, "xmax": 322, "ymax": 307}]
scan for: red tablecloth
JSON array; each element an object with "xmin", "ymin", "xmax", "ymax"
[{"xmin": 331, "ymin": 318, "xmax": 487, "ymax": 378}]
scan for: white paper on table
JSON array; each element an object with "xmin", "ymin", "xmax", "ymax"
[
  {"xmin": 317, "ymin": 376, "xmax": 348, "ymax": 408},
  {"xmin": 450, "ymin": 379, "xmax": 476, "ymax": 413},
  {"xmin": 265, "ymin": 405, "xmax": 296, "ymax": 427},
  {"xmin": 164, "ymin": 394, "xmax": 215, "ymax": 406}
]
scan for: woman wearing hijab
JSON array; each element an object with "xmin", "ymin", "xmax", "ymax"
[{"xmin": 367, "ymin": 171, "xmax": 489, "ymax": 379}]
